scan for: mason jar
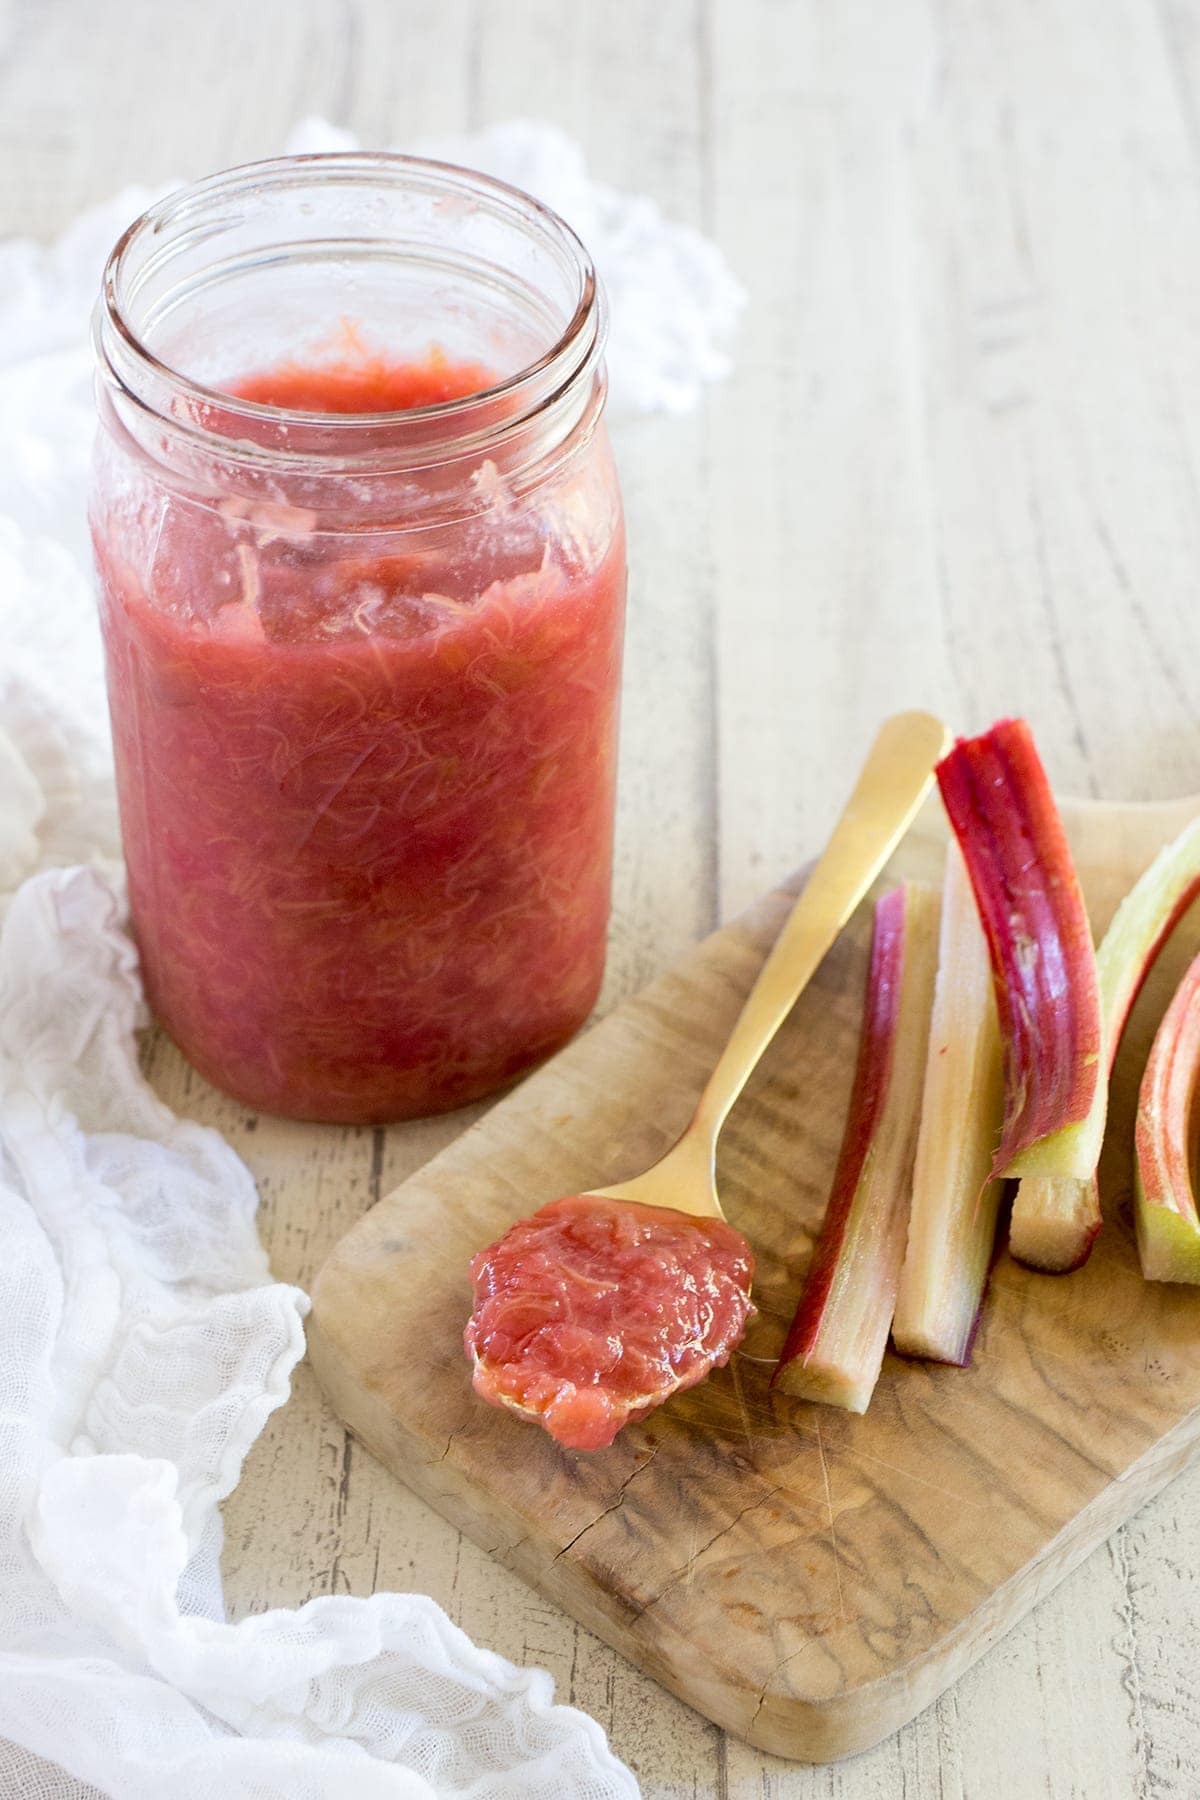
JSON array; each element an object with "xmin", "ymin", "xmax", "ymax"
[{"xmin": 90, "ymin": 153, "xmax": 626, "ymax": 1124}]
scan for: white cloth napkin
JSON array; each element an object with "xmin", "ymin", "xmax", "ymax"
[{"xmin": 0, "ymin": 121, "xmax": 741, "ymax": 1800}]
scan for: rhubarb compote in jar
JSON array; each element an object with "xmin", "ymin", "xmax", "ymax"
[{"xmin": 90, "ymin": 154, "xmax": 626, "ymax": 1122}]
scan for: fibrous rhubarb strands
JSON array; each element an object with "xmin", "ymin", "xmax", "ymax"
[
  {"xmin": 1135, "ymin": 947, "xmax": 1200, "ymax": 1284},
  {"xmin": 772, "ymin": 881, "xmax": 939, "ymax": 1414},
  {"xmin": 892, "ymin": 843, "xmax": 1004, "ymax": 1365},
  {"xmin": 936, "ymin": 718, "xmax": 1101, "ymax": 1182},
  {"xmin": 1010, "ymin": 815, "xmax": 1200, "ymax": 1272}
]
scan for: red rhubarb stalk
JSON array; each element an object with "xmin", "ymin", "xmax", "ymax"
[
  {"xmin": 1011, "ymin": 815, "xmax": 1200, "ymax": 1271},
  {"xmin": 772, "ymin": 881, "xmax": 939, "ymax": 1414},
  {"xmin": 936, "ymin": 718, "xmax": 1101, "ymax": 1181},
  {"xmin": 1134, "ymin": 947, "xmax": 1200, "ymax": 1283}
]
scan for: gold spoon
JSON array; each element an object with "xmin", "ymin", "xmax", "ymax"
[{"xmin": 585, "ymin": 709, "xmax": 952, "ymax": 1223}]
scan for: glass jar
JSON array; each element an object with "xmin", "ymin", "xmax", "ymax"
[{"xmin": 91, "ymin": 153, "xmax": 626, "ymax": 1124}]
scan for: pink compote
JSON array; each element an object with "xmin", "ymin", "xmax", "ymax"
[
  {"xmin": 466, "ymin": 1196, "xmax": 755, "ymax": 1449},
  {"xmin": 94, "ymin": 352, "xmax": 626, "ymax": 1122}
]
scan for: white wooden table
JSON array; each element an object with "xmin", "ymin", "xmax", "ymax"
[{"xmin": 4, "ymin": 0, "xmax": 1200, "ymax": 1792}]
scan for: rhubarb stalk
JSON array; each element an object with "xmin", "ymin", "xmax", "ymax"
[
  {"xmin": 772, "ymin": 881, "xmax": 939, "ymax": 1413},
  {"xmin": 1011, "ymin": 816, "xmax": 1200, "ymax": 1271},
  {"xmin": 892, "ymin": 843, "xmax": 1005, "ymax": 1364},
  {"xmin": 936, "ymin": 718, "xmax": 1102, "ymax": 1181},
  {"xmin": 1134, "ymin": 947, "xmax": 1200, "ymax": 1283}
]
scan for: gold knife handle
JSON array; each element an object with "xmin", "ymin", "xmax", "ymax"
[{"xmin": 692, "ymin": 710, "xmax": 951, "ymax": 1145}]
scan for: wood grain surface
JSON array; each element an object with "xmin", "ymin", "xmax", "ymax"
[
  {"xmin": 308, "ymin": 790, "xmax": 1200, "ymax": 1762},
  {"xmin": 6, "ymin": 0, "xmax": 1200, "ymax": 1791}
]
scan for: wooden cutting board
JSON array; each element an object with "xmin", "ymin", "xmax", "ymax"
[{"xmin": 309, "ymin": 789, "xmax": 1200, "ymax": 1764}]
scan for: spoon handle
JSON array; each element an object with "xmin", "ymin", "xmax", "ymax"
[{"xmin": 693, "ymin": 710, "xmax": 951, "ymax": 1144}]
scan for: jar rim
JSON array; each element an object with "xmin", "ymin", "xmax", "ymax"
[{"xmin": 95, "ymin": 150, "xmax": 606, "ymax": 470}]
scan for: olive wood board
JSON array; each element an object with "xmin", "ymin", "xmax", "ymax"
[{"xmin": 309, "ymin": 789, "xmax": 1200, "ymax": 1763}]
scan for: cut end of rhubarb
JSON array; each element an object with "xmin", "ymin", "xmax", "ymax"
[
  {"xmin": 936, "ymin": 718, "xmax": 1102, "ymax": 1182},
  {"xmin": 1135, "ymin": 1185, "xmax": 1200, "ymax": 1284},
  {"xmin": 772, "ymin": 1351, "xmax": 875, "ymax": 1414},
  {"xmin": 1008, "ymin": 1174, "xmax": 1101, "ymax": 1273},
  {"xmin": 890, "ymin": 1325, "xmax": 974, "ymax": 1368}
]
